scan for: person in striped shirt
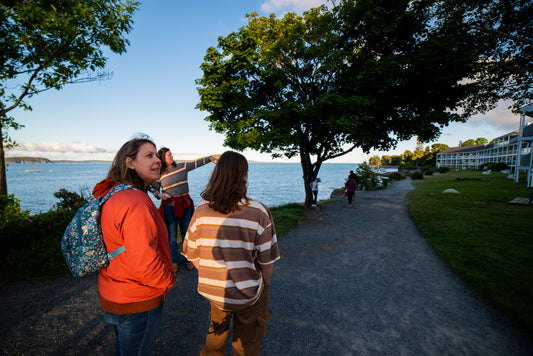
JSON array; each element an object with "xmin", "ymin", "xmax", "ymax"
[
  {"xmin": 182, "ymin": 151, "xmax": 280, "ymax": 356},
  {"xmin": 152, "ymin": 148, "xmax": 217, "ymax": 273}
]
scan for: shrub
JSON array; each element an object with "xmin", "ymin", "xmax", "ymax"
[
  {"xmin": 0, "ymin": 188, "xmax": 88, "ymax": 281},
  {"xmin": 437, "ymin": 166, "xmax": 450, "ymax": 173},
  {"xmin": 53, "ymin": 188, "xmax": 87, "ymax": 211},
  {"xmin": 478, "ymin": 162, "xmax": 510, "ymax": 172},
  {"xmin": 421, "ymin": 165, "xmax": 435, "ymax": 175},
  {"xmin": 488, "ymin": 162, "xmax": 509, "ymax": 172},
  {"xmin": 411, "ymin": 171, "xmax": 424, "ymax": 179},
  {"xmin": 356, "ymin": 163, "xmax": 387, "ymax": 190},
  {"xmin": 387, "ymin": 172, "xmax": 406, "ymax": 181}
]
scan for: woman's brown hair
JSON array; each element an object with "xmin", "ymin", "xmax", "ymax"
[
  {"xmin": 157, "ymin": 147, "xmax": 176, "ymax": 173},
  {"xmin": 107, "ymin": 137, "xmax": 156, "ymax": 190},
  {"xmin": 201, "ymin": 151, "xmax": 249, "ymax": 214}
]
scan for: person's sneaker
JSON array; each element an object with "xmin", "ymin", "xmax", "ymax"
[
  {"xmin": 173, "ymin": 263, "xmax": 180, "ymax": 273},
  {"xmin": 185, "ymin": 262, "xmax": 195, "ymax": 271}
]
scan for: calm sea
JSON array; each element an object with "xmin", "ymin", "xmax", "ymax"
[{"xmin": 6, "ymin": 162, "xmax": 360, "ymax": 215}]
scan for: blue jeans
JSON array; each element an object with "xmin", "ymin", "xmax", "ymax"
[
  {"xmin": 104, "ymin": 304, "xmax": 164, "ymax": 356},
  {"xmin": 164, "ymin": 204, "xmax": 193, "ymax": 265}
]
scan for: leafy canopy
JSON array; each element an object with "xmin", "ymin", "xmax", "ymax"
[
  {"xmin": 1, "ymin": 0, "xmax": 139, "ymax": 119},
  {"xmin": 0, "ymin": 0, "xmax": 139, "ymax": 195},
  {"xmin": 197, "ymin": 1, "xmax": 480, "ymax": 159}
]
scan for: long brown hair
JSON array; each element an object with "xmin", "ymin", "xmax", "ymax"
[
  {"xmin": 157, "ymin": 147, "xmax": 176, "ymax": 173},
  {"xmin": 201, "ymin": 151, "xmax": 249, "ymax": 214},
  {"xmin": 107, "ymin": 137, "xmax": 156, "ymax": 190}
]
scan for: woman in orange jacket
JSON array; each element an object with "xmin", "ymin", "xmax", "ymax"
[{"xmin": 92, "ymin": 136, "xmax": 175, "ymax": 356}]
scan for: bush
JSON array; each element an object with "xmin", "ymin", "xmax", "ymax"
[
  {"xmin": 410, "ymin": 171, "xmax": 424, "ymax": 179},
  {"xmin": 437, "ymin": 166, "xmax": 450, "ymax": 173},
  {"xmin": 421, "ymin": 165, "xmax": 435, "ymax": 175},
  {"xmin": 387, "ymin": 172, "xmax": 406, "ymax": 181},
  {"xmin": 479, "ymin": 162, "xmax": 510, "ymax": 172},
  {"xmin": 0, "ymin": 188, "xmax": 88, "ymax": 281},
  {"xmin": 356, "ymin": 163, "xmax": 387, "ymax": 190},
  {"xmin": 489, "ymin": 162, "xmax": 509, "ymax": 172},
  {"xmin": 53, "ymin": 188, "xmax": 87, "ymax": 211}
]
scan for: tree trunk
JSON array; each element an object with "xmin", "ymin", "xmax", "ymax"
[
  {"xmin": 0, "ymin": 123, "xmax": 7, "ymax": 195},
  {"xmin": 299, "ymin": 147, "xmax": 322, "ymax": 207}
]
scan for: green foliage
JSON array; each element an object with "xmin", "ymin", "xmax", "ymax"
[
  {"xmin": 355, "ymin": 164, "xmax": 387, "ymax": 191},
  {"xmin": 399, "ymin": 162, "xmax": 417, "ymax": 171},
  {"xmin": 479, "ymin": 162, "xmax": 510, "ymax": 172},
  {"xmin": 407, "ymin": 171, "xmax": 533, "ymax": 333},
  {"xmin": 0, "ymin": 189, "xmax": 88, "ymax": 281},
  {"xmin": 421, "ymin": 165, "xmax": 435, "ymax": 175},
  {"xmin": 460, "ymin": 139, "xmax": 476, "ymax": 146},
  {"xmin": 1, "ymin": 0, "xmax": 139, "ymax": 195},
  {"xmin": 270, "ymin": 203, "xmax": 306, "ymax": 237},
  {"xmin": 0, "ymin": 194, "xmax": 29, "ymax": 230},
  {"xmin": 437, "ymin": 166, "xmax": 450, "ymax": 173},
  {"xmin": 459, "ymin": 138, "xmax": 488, "ymax": 147},
  {"xmin": 53, "ymin": 188, "xmax": 87, "ymax": 211},
  {"xmin": 410, "ymin": 171, "xmax": 424, "ymax": 180},
  {"xmin": 196, "ymin": 2, "xmax": 488, "ymax": 206},
  {"xmin": 386, "ymin": 172, "xmax": 406, "ymax": 181},
  {"xmin": 444, "ymin": 0, "xmax": 533, "ymax": 113}
]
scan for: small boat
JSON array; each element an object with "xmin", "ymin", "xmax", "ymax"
[{"xmin": 25, "ymin": 170, "xmax": 42, "ymax": 173}]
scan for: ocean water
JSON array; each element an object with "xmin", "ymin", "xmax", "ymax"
[{"xmin": 6, "ymin": 162, "xmax": 360, "ymax": 214}]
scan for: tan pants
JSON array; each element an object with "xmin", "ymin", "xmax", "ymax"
[{"xmin": 200, "ymin": 284, "xmax": 271, "ymax": 356}]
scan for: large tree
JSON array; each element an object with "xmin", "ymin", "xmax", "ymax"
[
  {"xmin": 0, "ymin": 0, "xmax": 139, "ymax": 195},
  {"xmin": 196, "ymin": 1, "xmax": 488, "ymax": 206},
  {"xmin": 446, "ymin": 0, "xmax": 532, "ymax": 115}
]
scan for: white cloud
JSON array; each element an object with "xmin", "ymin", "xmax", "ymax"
[
  {"xmin": 6, "ymin": 141, "xmax": 116, "ymax": 161},
  {"xmin": 466, "ymin": 103, "xmax": 521, "ymax": 131},
  {"xmin": 261, "ymin": 0, "xmax": 328, "ymax": 14},
  {"xmin": 15, "ymin": 141, "xmax": 115, "ymax": 154}
]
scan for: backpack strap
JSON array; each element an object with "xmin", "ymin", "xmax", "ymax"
[
  {"xmin": 109, "ymin": 245, "xmax": 126, "ymax": 258},
  {"xmin": 100, "ymin": 184, "xmax": 136, "ymax": 258}
]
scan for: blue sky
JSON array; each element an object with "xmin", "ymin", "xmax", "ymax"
[{"xmin": 6, "ymin": 0, "xmax": 527, "ymax": 163}]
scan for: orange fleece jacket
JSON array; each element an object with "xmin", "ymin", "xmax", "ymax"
[{"xmin": 97, "ymin": 187, "xmax": 175, "ymax": 310}]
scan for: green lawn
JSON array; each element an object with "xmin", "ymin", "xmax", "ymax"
[
  {"xmin": 270, "ymin": 203, "xmax": 307, "ymax": 237},
  {"xmin": 407, "ymin": 170, "xmax": 533, "ymax": 334}
]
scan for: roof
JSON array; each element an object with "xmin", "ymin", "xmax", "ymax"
[
  {"xmin": 439, "ymin": 144, "xmax": 487, "ymax": 154},
  {"xmin": 521, "ymin": 103, "xmax": 533, "ymax": 118}
]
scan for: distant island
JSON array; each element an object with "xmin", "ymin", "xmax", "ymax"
[
  {"xmin": 6, "ymin": 157, "xmax": 111, "ymax": 164},
  {"xmin": 6, "ymin": 157, "xmax": 52, "ymax": 163}
]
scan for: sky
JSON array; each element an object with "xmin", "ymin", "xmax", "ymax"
[{"xmin": 6, "ymin": 0, "xmax": 529, "ymax": 163}]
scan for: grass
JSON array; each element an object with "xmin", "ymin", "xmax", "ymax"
[
  {"xmin": 270, "ymin": 203, "xmax": 307, "ymax": 237},
  {"xmin": 407, "ymin": 170, "xmax": 533, "ymax": 334}
]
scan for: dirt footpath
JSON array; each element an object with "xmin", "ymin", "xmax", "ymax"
[{"xmin": 1, "ymin": 178, "xmax": 532, "ymax": 355}]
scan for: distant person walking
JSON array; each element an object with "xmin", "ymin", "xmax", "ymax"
[
  {"xmin": 345, "ymin": 173, "xmax": 358, "ymax": 207},
  {"xmin": 182, "ymin": 151, "xmax": 280, "ymax": 356},
  {"xmin": 91, "ymin": 137, "xmax": 176, "ymax": 356},
  {"xmin": 310, "ymin": 178, "xmax": 321, "ymax": 206},
  {"xmin": 152, "ymin": 148, "xmax": 217, "ymax": 273}
]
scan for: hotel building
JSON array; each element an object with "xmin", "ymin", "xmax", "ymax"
[{"xmin": 435, "ymin": 103, "xmax": 533, "ymax": 187}]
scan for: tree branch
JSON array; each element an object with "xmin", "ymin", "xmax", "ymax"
[{"xmin": 474, "ymin": 25, "xmax": 533, "ymax": 46}]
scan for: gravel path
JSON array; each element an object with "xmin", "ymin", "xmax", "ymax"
[{"xmin": 1, "ymin": 178, "xmax": 532, "ymax": 355}]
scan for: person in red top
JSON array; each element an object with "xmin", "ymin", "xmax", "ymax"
[
  {"xmin": 92, "ymin": 136, "xmax": 175, "ymax": 356},
  {"xmin": 345, "ymin": 172, "xmax": 358, "ymax": 208}
]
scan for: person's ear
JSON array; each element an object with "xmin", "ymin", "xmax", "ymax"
[{"xmin": 125, "ymin": 157, "xmax": 135, "ymax": 170}]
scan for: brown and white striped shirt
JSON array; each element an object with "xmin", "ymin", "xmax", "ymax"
[{"xmin": 182, "ymin": 199, "xmax": 280, "ymax": 311}]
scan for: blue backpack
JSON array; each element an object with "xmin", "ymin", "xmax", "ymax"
[{"xmin": 61, "ymin": 184, "xmax": 135, "ymax": 277}]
